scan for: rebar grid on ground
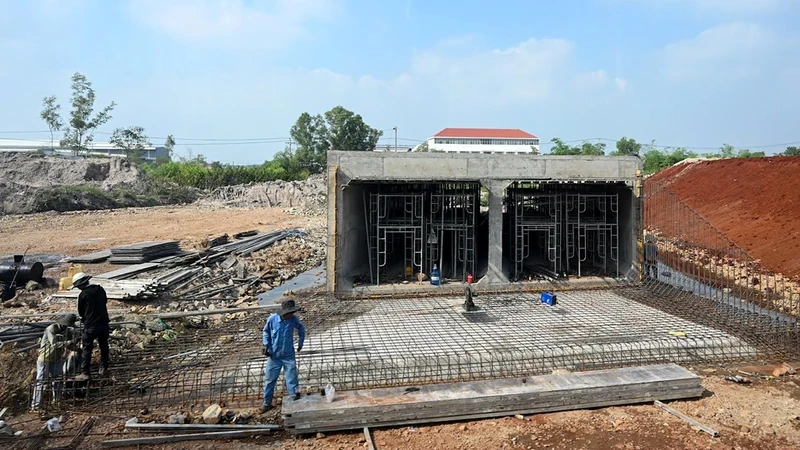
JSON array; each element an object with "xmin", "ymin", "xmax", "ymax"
[{"xmin": 27, "ymin": 178, "xmax": 800, "ymax": 416}]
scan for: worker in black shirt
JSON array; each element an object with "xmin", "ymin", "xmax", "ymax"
[{"xmin": 72, "ymin": 272, "xmax": 110, "ymax": 381}]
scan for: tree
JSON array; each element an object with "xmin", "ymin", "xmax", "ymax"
[
  {"xmin": 736, "ymin": 149, "xmax": 766, "ymax": 158},
  {"xmin": 59, "ymin": 73, "xmax": 116, "ymax": 155},
  {"xmin": 549, "ymin": 138, "xmax": 606, "ymax": 156},
  {"xmin": 612, "ymin": 136, "xmax": 642, "ymax": 156},
  {"xmin": 109, "ymin": 126, "xmax": 151, "ymax": 160},
  {"xmin": 289, "ymin": 106, "xmax": 382, "ymax": 173},
  {"xmin": 40, "ymin": 96, "xmax": 63, "ymax": 150},
  {"xmin": 642, "ymin": 146, "xmax": 698, "ymax": 174},
  {"xmin": 781, "ymin": 146, "xmax": 800, "ymax": 156},
  {"xmin": 324, "ymin": 106, "xmax": 383, "ymax": 153},
  {"xmin": 290, "ymin": 112, "xmax": 329, "ymax": 172},
  {"xmin": 153, "ymin": 134, "xmax": 176, "ymax": 166},
  {"xmin": 414, "ymin": 142, "xmax": 429, "ymax": 152}
]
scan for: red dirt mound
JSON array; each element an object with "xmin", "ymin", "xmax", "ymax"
[{"xmin": 647, "ymin": 156, "xmax": 800, "ymax": 279}]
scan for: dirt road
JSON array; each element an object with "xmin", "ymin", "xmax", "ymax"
[{"xmin": 0, "ymin": 205, "xmax": 316, "ymax": 257}]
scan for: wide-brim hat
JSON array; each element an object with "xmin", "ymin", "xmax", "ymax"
[
  {"xmin": 277, "ymin": 299, "xmax": 301, "ymax": 315},
  {"xmin": 72, "ymin": 272, "xmax": 92, "ymax": 288}
]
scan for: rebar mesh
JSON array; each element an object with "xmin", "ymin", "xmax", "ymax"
[{"xmin": 28, "ymin": 176, "xmax": 800, "ymax": 415}]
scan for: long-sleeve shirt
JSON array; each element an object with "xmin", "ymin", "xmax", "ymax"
[
  {"xmin": 262, "ymin": 314, "xmax": 305, "ymax": 359},
  {"xmin": 77, "ymin": 285, "xmax": 110, "ymax": 329},
  {"xmin": 38, "ymin": 324, "xmax": 74, "ymax": 363}
]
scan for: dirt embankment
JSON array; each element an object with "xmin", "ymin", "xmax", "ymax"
[
  {"xmin": 0, "ymin": 152, "xmax": 198, "ymax": 214},
  {"xmin": 198, "ymin": 174, "xmax": 326, "ymax": 214},
  {"xmin": 0, "ymin": 152, "xmax": 326, "ymax": 215},
  {"xmin": 647, "ymin": 157, "xmax": 800, "ymax": 279}
]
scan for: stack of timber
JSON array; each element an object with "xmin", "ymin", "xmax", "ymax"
[
  {"xmin": 282, "ymin": 364, "xmax": 704, "ymax": 434},
  {"xmin": 109, "ymin": 241, "xmax": 182, "ymax": 264}
]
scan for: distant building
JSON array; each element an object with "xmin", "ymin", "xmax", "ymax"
[
  {"xmin": 0, "ymin": 139, "xmax": 166, "ymax": 162},
  {"xmin": 374, "ymin": 145, "xmax": 412, "ymax": 153},
  {"xmin": 426, "ymin": 128, "xmax": 540, "ymax": 154}
]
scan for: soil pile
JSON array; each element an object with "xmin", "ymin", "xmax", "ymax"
[
  {"xmin": 199, "ymin": 174, "xmax": 326, "ymax": 213},
  {"xmin": 647, "ymin": 156, "xmax": 800, "ymax": 279},
  {"xmin": 0, "ymin": 151, "xmax": 142, "ymax": 189}
]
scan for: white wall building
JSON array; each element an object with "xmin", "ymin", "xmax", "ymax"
[
  {"xmin": 425, "ymin": 128, "xmax": 540, "ymax": 154},
  {"xmin": 0, "ymin": 139, "xmax": 166, "ymax": 162}
]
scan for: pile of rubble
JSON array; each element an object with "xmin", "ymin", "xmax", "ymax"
[{"xmin": 198, "ymin": 174, "xmax": 326, "ymax": 215}]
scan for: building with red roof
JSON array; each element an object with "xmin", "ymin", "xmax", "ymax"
[{"xmin": 424, "ymin": 128, "xmax": 540, "ymax": 154}]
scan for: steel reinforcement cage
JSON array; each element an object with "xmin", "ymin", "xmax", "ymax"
[{"xmin": 25, "ymin": 178, "xmax": 800, "ymax": 415}]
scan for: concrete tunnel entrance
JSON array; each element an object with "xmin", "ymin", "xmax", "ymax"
[
  {"xmin": 327, "ymin": 151, "xmax": 642, "ymax": 292},
  {"xmin": 340, "ymin": 181, "xmax": 488, "ymax": 286}
]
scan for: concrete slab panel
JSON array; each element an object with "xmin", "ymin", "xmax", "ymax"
[
  {"xmin": 469, "ymin": 157, "xmax": 545, "ymax": 179},
  {"xmin": 382, "ymin": 157, "xmax": 469, "ymax": 179},
  {"xmin": 544, "ymin": 158, "xmax": 622, "ymax": 179}
]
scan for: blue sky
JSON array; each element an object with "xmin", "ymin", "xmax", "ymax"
[{"xmin": 1, "ymin": 0, "xmax": 799, "ymax": 164}]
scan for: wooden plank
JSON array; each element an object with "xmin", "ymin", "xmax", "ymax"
[
  {"xmin": 101, "ymin": 430, "xmax": 275, "ymax": 447},
  {"xmin": 363, "ymin": 427, "xmax": 376, "ymax": 450},
  {"xmin": 125, "ymin": 423, "xmax": 280, "ymax": 432},
  {"xmin": 282, "ymin": 364, "xmax": 704, "ymax": 434},
  {"xmin": 654, "ymin": 400, "xmax": 719, "ymax": 437},
  {"xmin": 287, "ymin": 391, "xmax": 704, "ymax": 433}
]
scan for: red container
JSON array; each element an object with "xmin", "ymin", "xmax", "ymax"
[{"xmin": 467, "ymin": 273, "xmax": 473, "ymax": 284}]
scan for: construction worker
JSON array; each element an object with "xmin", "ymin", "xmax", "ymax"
[
  {"xmin": 260, "ymin": 299, "xmax": 305, "ymax": 413},
  {"xmin": 31, "ymin": 313, "xmax": 77, "ymax": 410},
  {"xmin": 72, "ymin": 272, "xmax": 110, "ymax": 381},
  {"xmin": 644, "ymin": 235, "xmax": 659, "ymax": 281}
]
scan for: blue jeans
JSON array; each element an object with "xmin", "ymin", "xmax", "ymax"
[
  {"xmin": 263, "ymin": 356, "xmax": 298, "ymax": 406},
  {"xmin": 31, "ymin": 360, "xmax": 63, "ymax": 409}
]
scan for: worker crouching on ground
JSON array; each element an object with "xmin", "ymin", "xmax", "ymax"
[
  {"xmin": 261, "ymin": 299, "xmax": 306, "ymax": 413},
  {"xmin": 72, "ymin": 272, "xmax": 111, "ymax": 381},
  {"xmin": 31, "ymin": 313, "xmax": 77, "ymax": 411}
]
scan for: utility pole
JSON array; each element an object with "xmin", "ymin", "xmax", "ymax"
[
  {"xmin": 393, "ymin": 126, "xmax": 398, "ymax": 151},
  {"xmin": 286, "ymin": 138, "xmax": 293, "ymax": 151}
]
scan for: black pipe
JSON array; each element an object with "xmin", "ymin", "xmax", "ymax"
[{"xmin": 0, "ymin": 260, "xmax": 45, "ymax": 286}]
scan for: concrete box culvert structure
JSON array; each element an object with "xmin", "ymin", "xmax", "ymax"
[{"xmin": 326, "ymin": 151, "xmax": 643, "ymax": 293}]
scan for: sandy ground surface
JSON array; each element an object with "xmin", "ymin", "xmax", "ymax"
[
  {"xmin": 0, "ymin": 205, "xmax": 314, "ymax": 257},
  {"xmin": 3, "ymin": 363, "xmax": 799, "ymax": 450}
]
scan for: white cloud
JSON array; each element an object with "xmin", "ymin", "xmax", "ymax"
[
  {"xmin": 406, "ymin": 38, "xmax": 578, "ymax": 107},
  {"xmin": 660, "ymin": 23, "xmax": 779, "ymax": 81},
  {"xmin": 573, "ymin": 70, "xmax": 610, "ymax": 90},
  {"xmin": 621, "ymin": 0, "xmax": 782, "ymax": 14},
  {"xmin": 126, "ymin": 0, "xmax": 338, "ymax": 48},
  {"xmin": 614, "ymin": 78, "xmax": 629, "ymax": 92}
]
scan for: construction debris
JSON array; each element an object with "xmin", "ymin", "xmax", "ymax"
[
  {"xmin": 202, "ymin": 404, "xmax": 222, "ymax": 424},
  {"xmin": 108, "ymin": 241, "xmax": 182, "ymax": 264}
]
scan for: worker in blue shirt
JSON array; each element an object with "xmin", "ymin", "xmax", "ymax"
[{"xmin": 260, "ymin": 299, "xmax": 305, "ymax": 413}]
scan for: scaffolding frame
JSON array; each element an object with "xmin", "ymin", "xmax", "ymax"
[
  {"xmin": 565, "ymin": 193, "xmax": 620, "ymax": 278},
  {"xmin": 428, "ymin": 182, "xmax": 478, "ymax": 280},
  {"xmin": 507, "ymin": 185, "xmax": 563, "ymax": 280},
  {"xmin": 368, "ymin": 192, "xmax": 425, "ymax": 285},
  {"xmin": 363, "ymin": 182, "xmax": 479, "ymax": 286}
]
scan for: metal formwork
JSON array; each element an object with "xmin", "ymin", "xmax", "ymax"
[
  {"xmin": 367, "ymin": 192, "xmax": 425, "ymax": 285},
  {"xmin": 428, "ymin": 183, "xmax": 478, "ymax": 281},
  {"xmin": 565, "ymin": 194, "xmax": 620, "ymax": 278},
  {"xmin": 507, "ymin": 186, "xmax": 563, "ymax": 281},
  {"xmin": 363, "ymin": 182, "xmax": 479, "ymax": 286}
]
